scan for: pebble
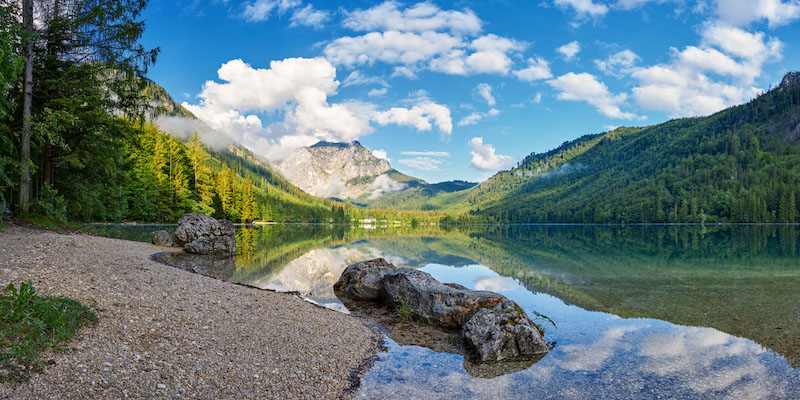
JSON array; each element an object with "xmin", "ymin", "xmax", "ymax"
[{"xmin": 0, "ymin": 225, "xmax": 381, "ymax": 399}]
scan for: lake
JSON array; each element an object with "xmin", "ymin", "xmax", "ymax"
[{"xmin": 96, "ymin": 223, "xmax": 800, "ymax": 399}]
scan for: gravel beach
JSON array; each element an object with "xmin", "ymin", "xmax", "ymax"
[{"xmin": 0, "ymin": 225, "xmax": 381, "ymax": 399}]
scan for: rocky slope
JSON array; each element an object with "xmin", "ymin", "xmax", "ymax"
[{"xmin": 275, "ymin": 141, "xmax": 422, "ymax": 200}]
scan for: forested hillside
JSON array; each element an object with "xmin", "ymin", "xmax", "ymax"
[{"xmin": 429, "ymin": 72, "xmax": 800, "ymax": 223}]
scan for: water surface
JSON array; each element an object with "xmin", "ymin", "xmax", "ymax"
[{"xmin": 105, "ymin": 224, "xmax": 800, "ymax": 398}]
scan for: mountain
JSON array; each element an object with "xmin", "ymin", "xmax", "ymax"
[
  {"xmin": 137, "ymin": 82, "xmax": 359, "ymax": 223},
  {"xmin": 274, "ymin": 141, "xmax": 426, "ymax": 200},
  {"xmin": 430, "ymin": 72, "xmax": 800, "ymax": 223}
]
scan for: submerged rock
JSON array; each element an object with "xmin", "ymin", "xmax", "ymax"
[
  {"xmin": 333, "ymin": 258, "xmax": 397, "ymax": 301},
  {"xmin": 151, "ymin": 230, "xmax": 174, "ymax": 247},
  {"xmin": 381, "ymin": 269, "xmax": 509, "ymax": 329},
  {"xmin": 463, "ymin": 302, "xmax": 550, "ymax": 362},
  {"xmin": 174, "ymin": 213, "xmax": 236, "ymax": 256}
]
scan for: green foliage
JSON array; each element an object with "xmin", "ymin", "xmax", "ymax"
[
  {"xmin": 423, "ymin": 76, "xmax": 800, "ymax": 224},
  {"xmin": 0, "ymin": 281, "xmax": 97, "ymax": 383},
  {"xmin": 30, "ymin": 183, "xmax": 67, "ymax": 222},
  {"xmin": 395, "ymin": 301, "xmax": 414, "ymax": 322}
]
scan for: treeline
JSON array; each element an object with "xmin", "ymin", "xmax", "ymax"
[{"xmin": 467, "ymin": 74, "xmax": 800, "ymax": 223}]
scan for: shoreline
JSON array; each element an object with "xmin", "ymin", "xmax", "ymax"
[{"xmin": 0, "ymin": 224, "xmax": 381, "ymax": 399}]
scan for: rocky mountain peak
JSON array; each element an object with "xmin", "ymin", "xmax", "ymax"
[
  {"xmin": 780, "ymin": 72, "xmax": 800, "ymax": 90},
  {"xmin": 275, "ymin": 141, "xmax": 395, "ymax": 198}
]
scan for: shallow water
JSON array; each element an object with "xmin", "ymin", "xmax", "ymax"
[{"xmin": 104, "ymin": 224, "xmax": 800, "ymax": 398}]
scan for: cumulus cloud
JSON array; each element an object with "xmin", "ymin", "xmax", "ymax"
[
  {"xmin": 369, "ymin": 174, "xmax": 408, "ymax": 198},
  {"xmin": 372, "ymin": 149, "xmax": 390, "ymax": 161},
  {"xmin": 327, "ymin": 3, "xmax": 522, "ymax": 77},
  {"xmin": 373, "ymin": 101, "xmax": 453, "ymax": 136},
  {"xmin": 713, "ymin": 0, "xmax": 800, "ymax": 28},
  {"xmin": 557, "ymin": 41, "xmax": 581, "ymax": 61},
  {"xmin": 457, "ymin": 108, "xmax": 499, "ymax": 126},
  {"xmin": 630, "ymin": 23, "xmax": 782, "ymax": 117},
  {"xmin": 548, "ymin": 72, "xmax": 638, "ymax": 119},
  {"xmin": 368, "ymin": 87, "xmax": 388, "ymax": 97},
  {"xmin": 554, "ymin": 0, "xmax": 608, "ymax": 24},
  {"xmin": 474, "ymin": 83, "xmax": 495, "ymax": 106},
  {"xmin": 183, "ymin": 57, "xmax": 452, "ymax": 160},
  {"xmin": 469, "ymin": 137, "xmax": 514, "ymax": 171},
  {"xmin": 342, "ymin": 70, "xmax": 387, "ymax": 87},
  {"xmin": 290, "ymin": 4, "xmax": 331, "ymax": 29},
  {"xmin": 242, "ymin": 0, "xmax": 300, "ymax": 22},
  {"xmin": 343, "ymin": 1, "xmax": 482, "ymax": 35},
  {"xmin": 398, "ymin": 156, "xmax": 445, "ymax": 171},
  {"xmin": 594, "ymin": 49, "xmax": 640, "ymax": 77},
  {"xmin": 513, "ymin": 57, "xmax": 553, "ymax": 81}
]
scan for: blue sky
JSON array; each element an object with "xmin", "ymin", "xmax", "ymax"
[{"xmin": 141, "ymin": 0, "xmax": 800, "ymax": 183}]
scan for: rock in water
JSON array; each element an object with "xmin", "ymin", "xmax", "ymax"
[
  {"xmin": 333, "ymin": 258, "xmax": 397, "ymax": 301},
  {"xmin": 463, "ymin": 302, "xmax": 550, "ymax": 362},
  {"xmin": 174, "ymin": 213, "xmax": 236, "ymax": 256},
  {"xmin": 151, "ymin": 230, "xmax": 174, "ymax": 247},
  {"xmin": 381, "ymin": 269, "xmax": 509, "ymax": 328},
  {"xmin": 334, "ymin": 258, "xmax": 551, "ymax": 362}
]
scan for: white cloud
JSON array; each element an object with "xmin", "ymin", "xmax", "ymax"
[
  {"xmin": 290, "ymin": 4, "xmax": 331, "ymax": 29},
  {"xmin": 369, "ymin": 174, "xmax": 407, "ymax": 198},
  {"xmin": 373, "ymin": 101, "xmax": 453, "ymax": 136},
  {"xmin": 242, "ymin": 0, "xmax": 300, "ymax": 22},
  {"xmin": 184, "ymin": 57, "xmax": 452, "ymax": 160},
  {"xmin": 457, "ymin": 108, "xmax": 500, "ymax": 126},
  {"xmin": 469, "ymin": 137, "xmax": 514, "ymax": 171},
  {"xmin": 398, "ymin": 156, "xmax": 445, "ymax": 171},
  {"xmin": 400, "ymin": 151, "xmax": 450, "ymax": 157},
  {"xmin": 630, "ymin": 23, "xmax": 782, "ymax": 117},
  {"xmin": 458, "ymin": 112, "xmax": 483, "ymax": 126},
  {"xmin": 326, "ymin": 2, "xmax": 521, "ymax": 77},
  {"xmin": 533, "ymin": 92, "xmax": 543, "ymax": 103},
  {"xmin": 342, "ymin": 70, "xmax": 387, "ymax": 87},
  {"xmin": 368, "ymin": 87, "xmax": 388, "ymax": 97},
  {"xmin": 343, "ymin": 1, "xmax": 483, "ymax": 35},
  {"xmin": 372, "ymin": 149, "xmax": 390, "ymax": 161},
  {"xmin": 513, "ymin": 57, "xmax": 553, "ymax": 81},
  {"xmin": 594, "ymin": 49, "xmax": 640, "ymax": 77},
  {"xmin": 324, "ymin": 30, "xmax": 464, "ymax": 67},
  {"xmin": 714, "ymin": 0, "xmax": 800, "ymax": 28},
  {"xmin": 554, "ymin": 0, "xmax": 609, "ymax": 20},
  {"xmin": 548, "ymin": 72, "xmax": 638, "ymax": 119},
  {"xmin": 557, "ymin": 41, "xmax": 581, "ymax": 61},
  {"xmin": 474, "ymin": 83, "xmax": 495, "ymax": 106}
]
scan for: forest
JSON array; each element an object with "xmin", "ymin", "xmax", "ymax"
[
  {"xmin": 430, "ymin": 73, "xmax": 800, "ymax": 224},
  {"xmin": 0, "ymin": 1, "xmax": 442, "ymax": 225}
]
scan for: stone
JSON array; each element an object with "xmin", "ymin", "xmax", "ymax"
[
  {"xmin": 333, "ymin": 258, "xmax": 396, "ymax": 301},
  {"xmin": 381, "ymin": 269, "xmax": 509, "ymax": 329},
  {"xmin": 150, "ymin": 230, "xmax": 174, "ymax": 247},
  {"xmin": 463, "ymin": 302, "xmax": 550, "ymax": 362},
  {"xmin": 183, "ymin": 236, "xmax": 235, "ymax": 257},
  {"xmin": 173, "ymin": 213, "xmax": 235, "ymax": 256}
]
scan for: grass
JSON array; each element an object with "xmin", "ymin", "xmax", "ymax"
[
  {"xmin": 0, "ymin": 281, "xmax": 97, "ymax": 383},
  {"xmin": 395, "ymin": 301, "xmax": 414, "ymax": 322}
]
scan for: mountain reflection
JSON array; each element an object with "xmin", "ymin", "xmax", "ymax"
[{"xmin": 138, "ymin": 224, "xmax": 800, "ymax": 396}]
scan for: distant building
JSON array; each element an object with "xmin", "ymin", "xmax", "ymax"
[{"xmin": 363, "ymin": 217, "xmax": 377, "ymax": 223}]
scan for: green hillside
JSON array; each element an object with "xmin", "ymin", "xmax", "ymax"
[{"xmin": 426, "ymin": 72, "xmax": 800, "ymax": 223}]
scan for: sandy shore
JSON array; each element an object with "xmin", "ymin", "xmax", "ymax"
[{"xmin": 0, "ymin": 225, "xmax": 380, "ymax": 399}]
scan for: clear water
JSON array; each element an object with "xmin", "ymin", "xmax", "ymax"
[{"xmin": 105, "ymin": 224, "xmax": 800, "ymax": 399}]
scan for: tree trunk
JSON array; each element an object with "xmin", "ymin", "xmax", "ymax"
[{"xmin": 18, "ymin": 0, "xmax": 34, "ymax": 213}]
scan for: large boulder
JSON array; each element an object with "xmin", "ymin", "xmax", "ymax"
[
  {"xmin": 174, "ymin": 213, "xmax": 236, "ymax": 256},
  {"xmin": 463, "ymin": 302, "xmax": 550, "ymax": 362},
  {"xmin": 381, "ymin": 269, "xmax": 509, "ymax": 328},
  {"xmin": 333, "ymin": 258, "xmax": 397, "ymax": 301},
  {"xmin": 151, "ymin": 230, "xmax": 174, "ymax": 247}
]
